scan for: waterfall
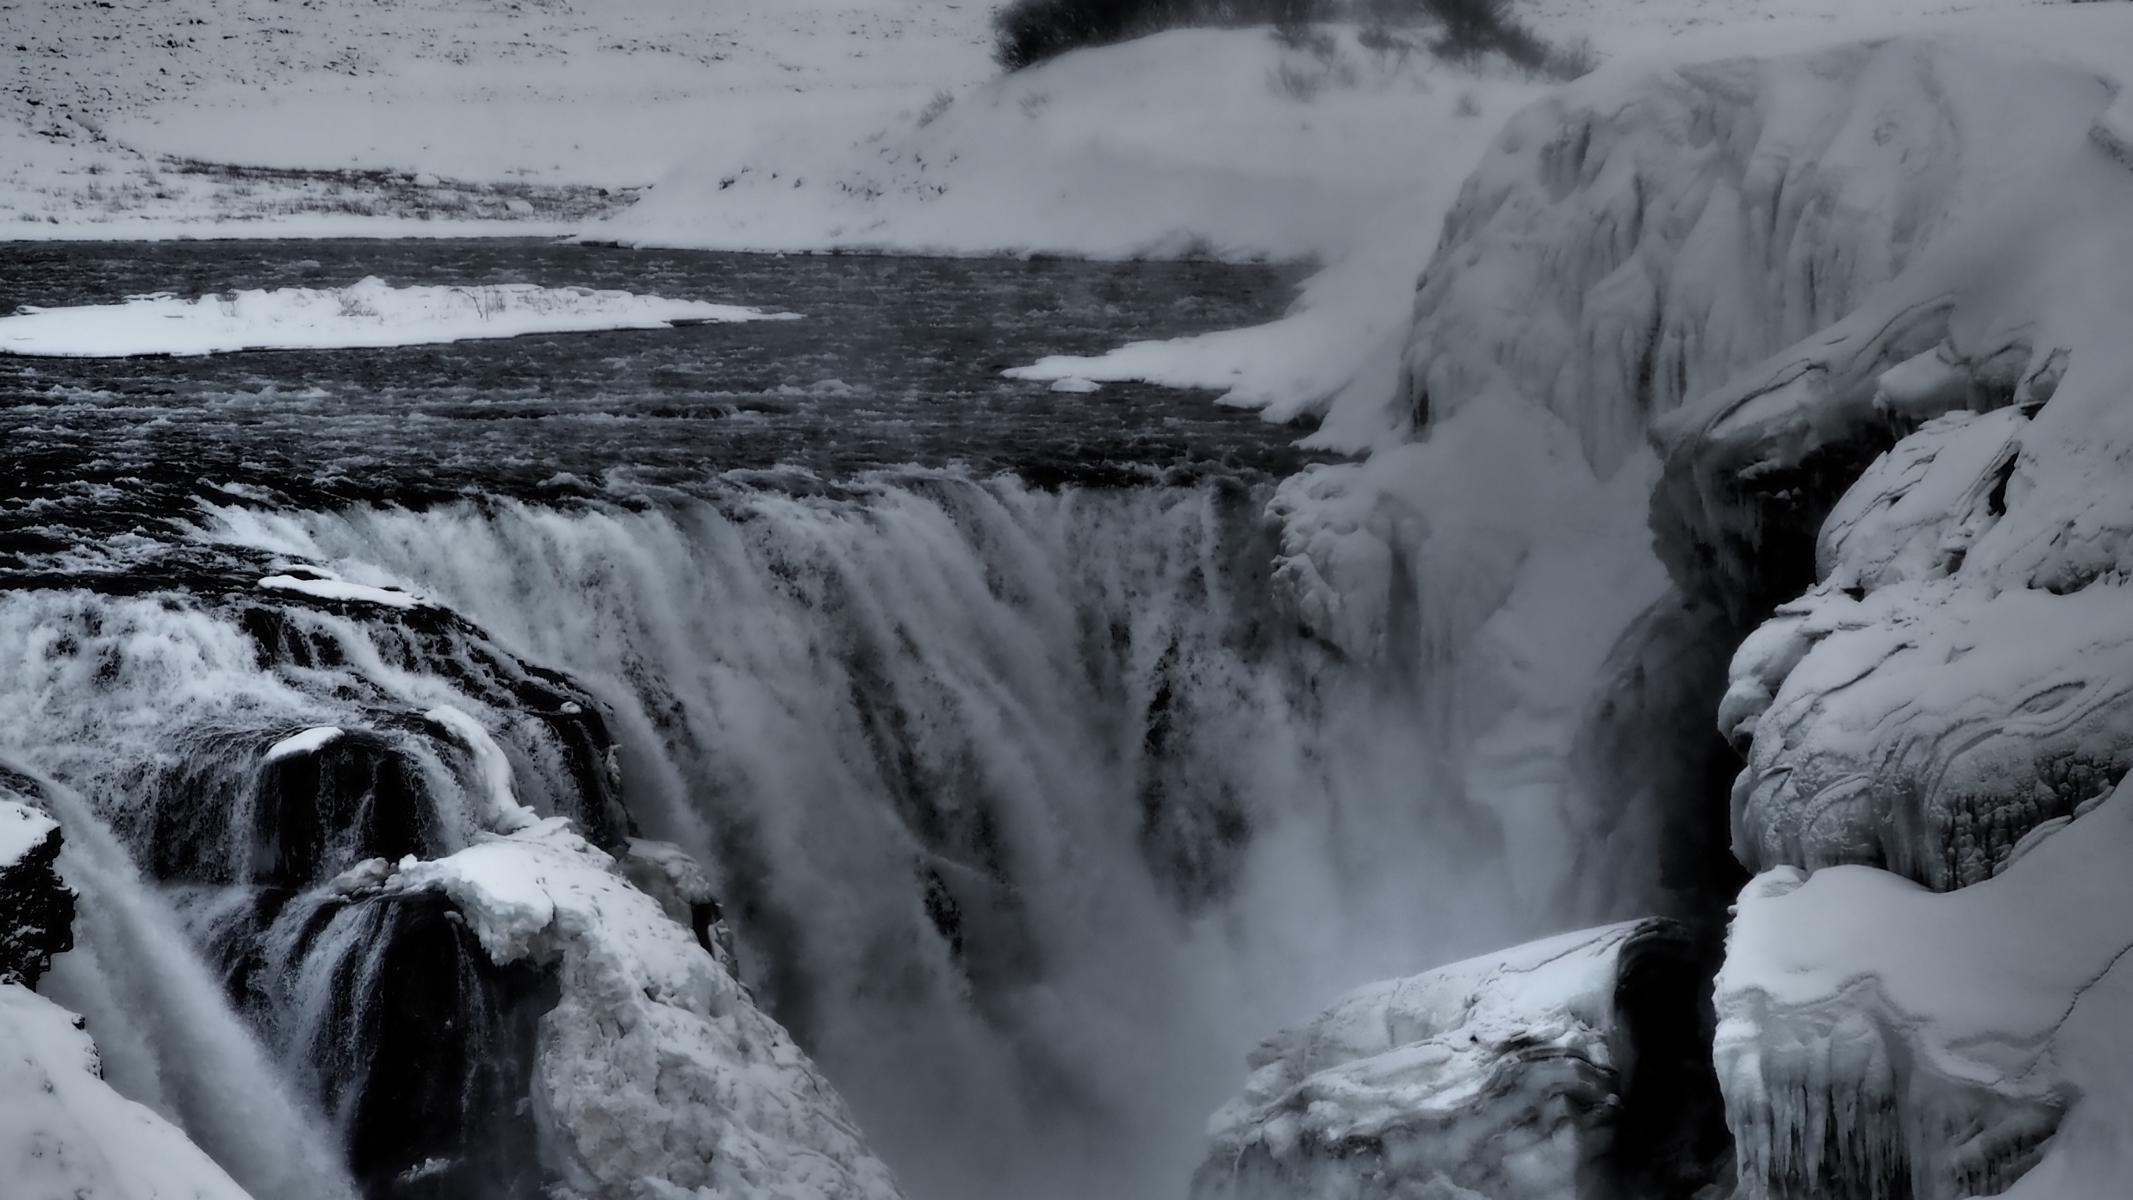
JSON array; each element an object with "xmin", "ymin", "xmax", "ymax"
[
  {"xmin": 19, "ymin": 767, "xmax": 358, "ymax": 1199},
  {"xmin": 0, "ymin": 567, "xmax": 619, "ymax": 1197},
  {"xmin": 185, "ymin": 471, "xmax": 1549, "ymax": 1200}
]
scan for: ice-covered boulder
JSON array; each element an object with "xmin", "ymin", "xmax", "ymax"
[
  {"xmin": 1193, "ymin": 919, "xmax": 1724, "ymax": 1200},
  {"xmin": 390, "ymin": 816, "xmax": 902, "ymax": 1200},
  {"xmin": 1725, "ymin": 578, "xmax": 2133, "ymax": 888},
  {"xmin": 1813, "ymin": 408, "xmax": 2025, "ymax": 594},
  {"xmin": 1716, "ymin": 773, "xmax": 2133, "ymax": 1198}
]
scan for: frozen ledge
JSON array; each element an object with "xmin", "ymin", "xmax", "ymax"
[
  {"xmin": 1193, "ymin": 919, "xmax": 1724, "ymax": 1200},
  {"xmin": 0, "ymin": 276, "xmax": 797, "ymax": 358},
  {"xmin": 1716, "ymin": 775, "xmax": 2133, "ymax": 1198}
]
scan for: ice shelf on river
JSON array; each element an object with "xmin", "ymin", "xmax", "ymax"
[{"xmin": 0, "ymin": 276, "xmax": 795, "ymax": 357}]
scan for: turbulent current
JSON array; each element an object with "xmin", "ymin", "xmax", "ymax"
[{"xmin": 0, "ymin": 240, "xmax": 1523, "ymax": 1200}]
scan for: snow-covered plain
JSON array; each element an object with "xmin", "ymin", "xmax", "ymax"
[
  {"xmin": 0, "ymin": 277, "xmax": 791, "ymax": 358},
  {"xmin": 0, "ymin": 0, "xmax": 992, "ymax": 235}
]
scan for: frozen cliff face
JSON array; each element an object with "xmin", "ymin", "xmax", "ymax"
[
  {"xmin": 1640, "ymin": 13, "xmax": 2133, "ymax": 1198},
  {"xmin": 1667, "ymin": 19, "xmax": 2133, "ymax": 891},
  {"xmin": 1643, "ymin": 28, "xmax": 2124, "ymax": 620},
  {"xmin": 1716, "ymin": 774, "xmax": 2133, "ymax": 1200},
  {"xmin": 1382, "ymin": 38, "xmax": 1985, "ymax": 478},
  {"xmin": 1264, "ymin": 11, "xmax": 2133, "ymax": 1200},
  {"xmin": 1264, "ymin": 22, "xmax": 2108, "ymax": 931},
  {"xmin": 1193, "ymin": 920, "xmax": 1725, "ymax": 1200}
]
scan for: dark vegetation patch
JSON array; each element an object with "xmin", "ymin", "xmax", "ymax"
[{"xmin": 994, "ymin": 0, "xmax": 1597, "ymax": 81}]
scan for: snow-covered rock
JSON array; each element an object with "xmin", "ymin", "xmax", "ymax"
[
  {"xmin": 261, "ymin": 725, "xmax": 347, "ymax": 765},
  {"xmin": 393, "ymin": 819, "xmax": 900, "ymax": 1200},
  {"xmin": 0, "ymin": 795, "xmax": 73, "ymax": 988},
  {"xmin": 386, "ymin": 699, "xmax": 901, "ymax": 1200},
  {"xmin": 1652, "ymin": 14, "xmax": 2133, "ymax": 892},
  {"xmin": 1814, "ymin": 408, "xmax": 2025, "ymax": 594},
  {"xmin": 1715, "ymin": 774, "xmax": 2133, "ymax": 1198},
  {"xmin": 0, "ymin": 983, "xmax": 259, "ymax": 1200},
  {"xmin": 1726, "ymin": 579, "xmax": 2133, "ymax": 889},
  {"xmin": 0, "ymin": 278, "xmax": 795, "ymax": 358},
  {"xmin": 1194, "ymin": 919, "xmax": 1723, "ymax": 1200}
]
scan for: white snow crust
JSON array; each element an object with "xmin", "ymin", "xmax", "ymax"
[
  {"xmin": 260, "ymin": 725, "xmax": 345, "ymax": 765},
  {"xmin": 0, "ymin": 800, "xmax": 60, "ymax": 872},
  {"xmin": 0, "ymin": 278, "xmax": 791, "ymax": 358},
  {"xmin": 0, "ymin": 982, "xmax": 258, "ymax": 1200}
]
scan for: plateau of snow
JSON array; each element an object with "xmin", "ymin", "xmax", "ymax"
[{"xmin": 0, "ymin": 278, "xmax": 791, "ymax": 358}]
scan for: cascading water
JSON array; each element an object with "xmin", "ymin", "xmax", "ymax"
[
  {"xmin": 186, "ymin": 473, "xmax": 1549, "ymax": 1200},
  {"xmin": 12, "ymin": 766, "xmax": 359, "ymax": 1199},
  {"xmin": 0, "ymin": 241, "xmax": 1618, "ymax": 1200}
]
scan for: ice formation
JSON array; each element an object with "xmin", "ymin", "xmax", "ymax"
[
  {"xmin": 1647, "ymin": 18, "xmax": 2133, "ymax": 893},
  {"xmin": 1640, "ymin": 13, "xmax": 2133, "ymax": 1197},
  {"xmin": 1195, "ymin": 919, "xmax": 1722, "ymax": 1200},
  {"xmin": 1217, "ymin": 10, "xmax": 2133, "ymax": 1200},
  {"xmin": 0, "ymin": 276, "xmax": 794, "ymax": 357},
  {"xmin": 1716, "ymin": 776, "xmax": 2133, "ymax": 1199}
]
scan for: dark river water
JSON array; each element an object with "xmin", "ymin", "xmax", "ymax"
[{"xmin": 0, "ymin": 239, "xmax": 1317, "ymax": 537}]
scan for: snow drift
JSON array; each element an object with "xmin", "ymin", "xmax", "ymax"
[{"xmin": 0, "ymin": 277, "xmax": 793, "ymax": 358}]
